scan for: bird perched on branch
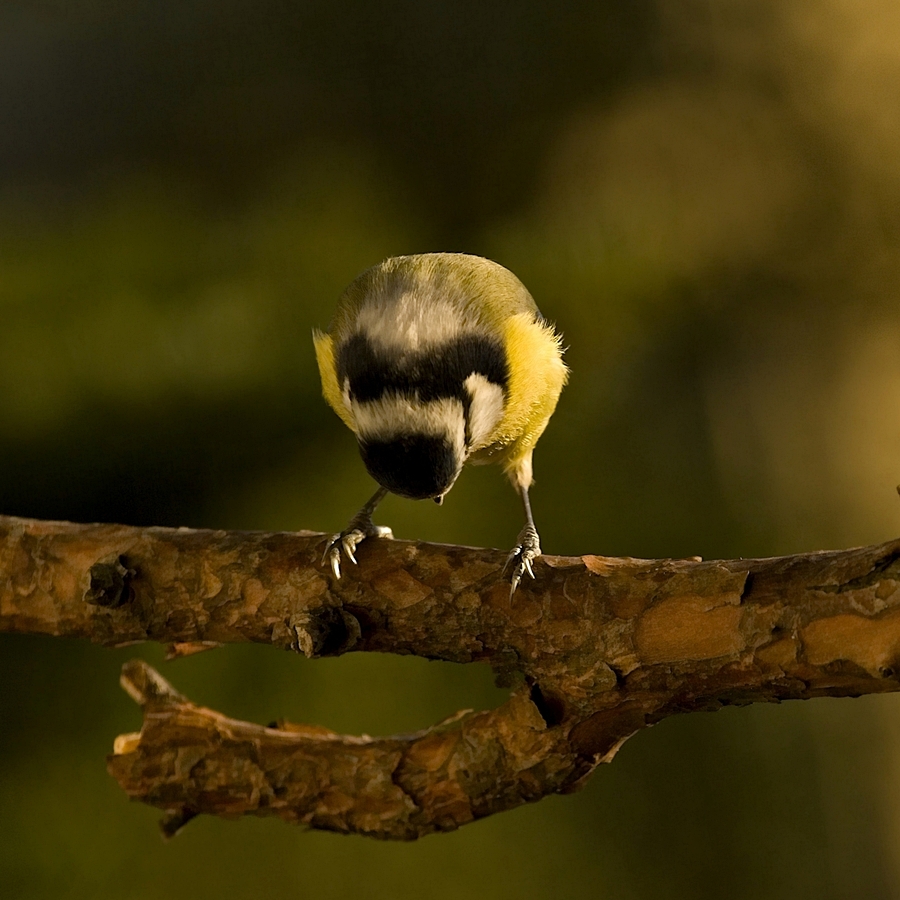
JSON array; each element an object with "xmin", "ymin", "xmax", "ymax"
[{"xmin": 314, "ymin": 253, "xmax": 567, "ymax": 594}]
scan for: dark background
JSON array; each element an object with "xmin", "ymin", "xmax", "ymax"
[{"xmin": 4, "ymin": 2, "xmax": 900, "ymax": 897}]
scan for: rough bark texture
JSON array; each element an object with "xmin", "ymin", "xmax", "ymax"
[{"xmin": 3, "ymin": 514, "xmax": 900, "ymax": 839}]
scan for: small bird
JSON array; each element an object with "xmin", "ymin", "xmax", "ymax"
[{"xmin": 313, "ymin": 253, "xmax": 567, "ymax": 594}]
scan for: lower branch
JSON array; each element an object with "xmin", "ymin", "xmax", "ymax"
[
  {"xmin": 3, "ymin": 514, "xmax": 900, "ymax": 838},
  {"xmin": 110, "ymin": 660, "xmax": 589, "ymax": 840}
]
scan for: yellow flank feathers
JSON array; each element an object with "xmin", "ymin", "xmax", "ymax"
[
  {"xmin": 501, "ymin": 313, "xmax": 568, "ymax": 465},
  {"xmin": 477, "ymin": 311, "xmax": 568, "ymax": 478},
  {"xmin": 312, "ymin": 330, "xmax": 357, "ymax": 433}
]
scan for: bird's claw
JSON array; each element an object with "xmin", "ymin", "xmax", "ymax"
[
  {"xmin": 505, "ymin": 525, "xmax": 541, "ymax": 597},
  {"xmin": 323, "ymin": 521, "xmax": 393, "ymax": 579}
]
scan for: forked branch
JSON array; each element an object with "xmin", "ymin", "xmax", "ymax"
[{"xmin": 2, "ymin": 514, "xmax": 900, "ymax": 839}]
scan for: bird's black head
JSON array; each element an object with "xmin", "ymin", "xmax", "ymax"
[{"xmin": 360, "ymin": 434, "xmax": 461, "ymax": 500}]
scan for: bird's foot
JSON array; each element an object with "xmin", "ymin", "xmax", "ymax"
[
  {"xmin": 505, "ymin": 524, "xmax": 541, "ymax": 597},
  {"xmin": 323, "ymin": 516, "xmax": 393, "ymax": 579}
]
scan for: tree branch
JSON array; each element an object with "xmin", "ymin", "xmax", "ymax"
[{"xmin": 3, "ymin": 514, "xmax": 900, "ymax": 839}]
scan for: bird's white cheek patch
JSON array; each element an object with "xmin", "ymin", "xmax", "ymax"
[
  {"xmin": 354, "ymin": 396, "xmax": 467, "ymax": 459},
  {"xmin": 464, "ymin": 373, "xmax": 504, "ymax": 449}
]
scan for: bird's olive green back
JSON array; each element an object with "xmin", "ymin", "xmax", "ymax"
[{"xmin": 326, "ymin": 253, "xmax": 542, "ymax": 339}]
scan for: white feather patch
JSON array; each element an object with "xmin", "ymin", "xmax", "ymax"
[
  {"xmin": 353, "ymin": 395, "xmax": 467, "ymax": 461},
  {"xmin": 464, "ymin": 373, "xmax": 504, "ymax": 450}
]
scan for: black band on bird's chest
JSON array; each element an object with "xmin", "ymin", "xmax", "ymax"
[{"xmin": 337, "ymin": 332, "xmax": 508, "ymax": 403}]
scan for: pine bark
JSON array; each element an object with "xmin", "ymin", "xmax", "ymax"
[{"xmin": 2, "ymin": 514, "xmax": 899, "ymax": 839}]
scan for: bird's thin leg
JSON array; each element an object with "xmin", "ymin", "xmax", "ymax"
[
  {"xmin": 323, "ymin": 486, "xmax": 393, "ymax": 579},
  {"xmin": 505, "ymin": 456, "xmax": 541, "ymax": 596}
]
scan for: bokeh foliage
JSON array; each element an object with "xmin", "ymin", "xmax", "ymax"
[{"xmin": 4, "ymin": 1, "xmax": 900, "ymax": 897}]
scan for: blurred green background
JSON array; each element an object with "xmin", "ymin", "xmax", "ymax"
[{"xmin": 3, "ymin": 1, "xmax": 900, "ymax": 897}]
